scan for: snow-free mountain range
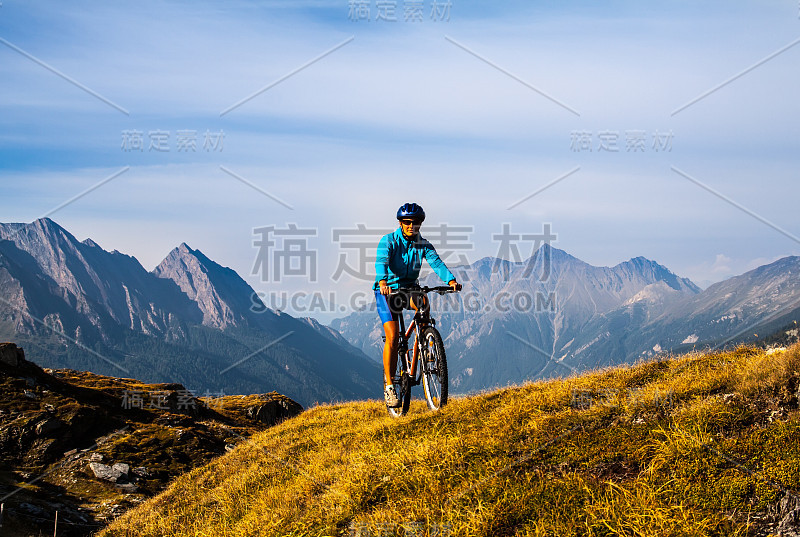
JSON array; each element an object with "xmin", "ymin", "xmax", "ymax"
[
  {"xmin": 0, "ymin": 218, "xmax": 379, "ymax": 406},
  {"xmin": 1, "ymin": 218, "xmax": 798, "ymax": 400},
  {"xmin": 334, "ymin": 248, "xmax": 800, "ymax": 392}
]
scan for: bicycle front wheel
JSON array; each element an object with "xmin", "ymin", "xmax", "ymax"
[{"xmin": 420, "ymin": 327, "xmax": 448, "ymax": 410}]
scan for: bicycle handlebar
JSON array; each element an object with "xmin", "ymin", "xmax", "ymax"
[{"xmin": 398, "ymin": 285, "xmax": 461, "ymax": 295}]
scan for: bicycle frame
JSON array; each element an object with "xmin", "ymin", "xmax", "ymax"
[
  {"xmin": 397, "ymin": 308, "xmax": 421, "ymax": 381},
  {"xmin": 393, "ymin": 286, "xmax": 449, "ymax": 384}
]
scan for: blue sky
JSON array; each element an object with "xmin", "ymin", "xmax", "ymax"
[{"xmin": 1, "ymin": 0, "xmax": 799, "ymax": 322}]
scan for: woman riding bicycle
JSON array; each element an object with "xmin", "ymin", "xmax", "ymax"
[{"xmin": 374, "ymin": 203, "xmax": 460, "ymax": 408}]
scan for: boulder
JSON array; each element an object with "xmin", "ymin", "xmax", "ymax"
[
  {"xmin": 245, "ymin": 396, "xmax": 303, "ymax": 426},
  {"xmin": 89, "ymin": 461, "xmax": 133, "ymax": 485},
  {"xmin": 112, "ymin": 462, "xmax": 130, "ymax": 477},
  {"xmin": 89, "ymin": 462, "xmax": 125, "ymax": 483},
  {"xmin": 0, "ymin": 343, "xmax": 24, "ymax": 367}
]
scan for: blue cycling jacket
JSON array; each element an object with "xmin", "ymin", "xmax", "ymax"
[{"xmin": 373, "ymin": 228, "xmax": 456, "ymax": 290}]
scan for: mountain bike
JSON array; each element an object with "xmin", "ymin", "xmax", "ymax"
[{"xmin": 386, "ymin": 285, "xmax": 458, "ymax": 417}]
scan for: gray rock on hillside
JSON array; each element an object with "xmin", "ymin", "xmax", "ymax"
[
  {"xmin": 89, "ymin": 461, "xmax": 131, "ymax": 483},
  {"xmin": 0, "ymin": 342, "xmax": 25, "ymax": 367},
  {"xmin": 246, "ymin": 396, "xmax": 303, "ymax": 426}
]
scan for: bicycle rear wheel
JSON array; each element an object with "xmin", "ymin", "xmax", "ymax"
[
  {"xmin": 420, "ymin": 327, "xmax": 448, "ymax": 410},
  {"xmin": 387, "ymin": 355, "xmax": 412, "ymax": 417}
]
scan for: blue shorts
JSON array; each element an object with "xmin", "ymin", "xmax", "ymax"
[{"xmin": 375, "ymin": 290, "xmax": 411, "ymax": 324}]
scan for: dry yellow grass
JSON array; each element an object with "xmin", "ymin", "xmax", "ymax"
[{"xmin": 100, "ymin": 344, "xmax": 800, "ymax": 536}]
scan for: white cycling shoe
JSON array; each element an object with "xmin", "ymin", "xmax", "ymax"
[{"xmin": 384, "ymin": 384, "xmax": 400, "ymax": 407}]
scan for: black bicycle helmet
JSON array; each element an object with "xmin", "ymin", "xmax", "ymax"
[{"xmin": 396, "ymin": 202, "xmax": 425, "ymax": 222}]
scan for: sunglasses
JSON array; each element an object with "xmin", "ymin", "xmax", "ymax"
[{"xmin": 400, "ymin": 220, "xmax": 421, "ymax": 226}]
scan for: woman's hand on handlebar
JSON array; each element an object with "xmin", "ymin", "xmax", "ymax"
[
  {"xmin": 379, "ymin": 280, "xmax": 391, "ymax": 295},
  {"xmin": 448, "ymin": 280, "xmax": 462, "ymax": 292}
]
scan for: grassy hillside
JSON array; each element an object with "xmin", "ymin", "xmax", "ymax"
[{"xmin": 100, "ymin": 345, "xmax": 800, "ymax": 536}]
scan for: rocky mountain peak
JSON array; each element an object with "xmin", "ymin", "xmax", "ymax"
[
  {"xmin": 615, "ymin": 256, "xmax": 700, "ymax": 294},
  {"xmin": 153, "ymin": 244, "xmax": 255, "ymax": 330},
  {"xmin": 0, "ymin": 218, "xmax": 203, "ymax": 340},
  {"xmin": 0, "ymin": 218, "xmax": 380, "ymax": 409}
]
